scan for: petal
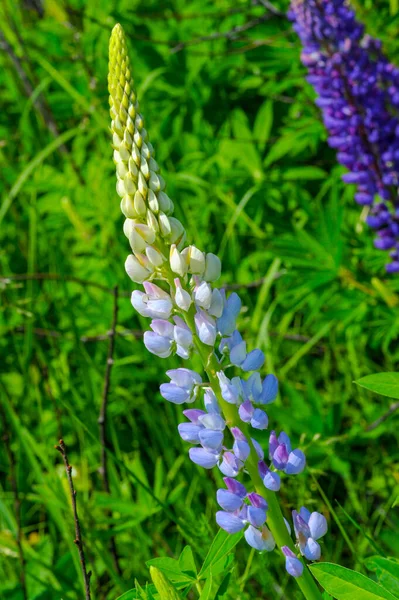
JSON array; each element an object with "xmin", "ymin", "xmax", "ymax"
[
  {"xmin": 147, "ymin": 298, "xmax": 173, "ymax": 319},
  {"xmin": 217, "ymin": 372, "xmax": 240, "ymax": 404},
  {"xmin": 198, "ymin": 429, "xmax": 224, "ymax": 451},
  {"xmin": 247, "ymin": 507, "xmax": 266, "ymax": 528},
  {"xmin": 269, "ymin": 431, "xmax": 278, "ymax": 457},
  {"xmin": 278, "ymin": 432, "xmax": 292, "ymax": 453},
  {"xmin": 308, "ymin": 512, "xmax": 328, "ymax": 540},
  {"xmin": 285, "ymin": 556, "xmax": 304, "ymax": 578},
  {"xmin": 238, "ymin": 399, "xmax": 253, "ymax": 422},
  {"xmin": 199, "ymin": 413, "xmax": 226, "ymax": 431},
  {"xmin": 272, "ymin": 444, "xmax": 289, "ymax": 470},
  {"xmin": 285, "ymin": 449, "xmax": 306, "ymax": 475},
  {"xmin": 144, "ymin": 332, "xmax": 172, "ymax": 358},
  {"xmin": 183, "ymin": 409, "xmax": 206, "ymax": 424},
  {"xmin": 251, "ymin": 408, "xmax": 268, "ymax": 430},
  {"xmin": 219, "ymin": 452, "xmax": 242, "ymax": 477},
  {"xmin": 263, "ymin": 471, "xmax": 281, "ymax": 492},
  {"xmin": 194, "ymin": 282, "xmax": 213, "ymax": 309},
  {"xmin": 178, "ymin": 423, "xmax": 202, "ymax": 443},
  {"xmin": 208, "ymin": 288, "xmax": 223, "ymax": 318},
  {"xmin": 230, "ymin": 341, "xmax": 247, "ymax": 366},
  {"xmin": 251, "ymin": 438, "xmax": 264, "ymax": 460},
  {"xmin": 233, "ymin": 440, "xmax": 250, "ymax": 462},
  {"xmin": 216, "ymin": 511, "xmax": 245, "ymax": 534},
  {"xmin": 299, "ymin": 506, "xmax": 311, "ymax": 524},
  {"xmin": 167, "ymin": 368, "xmax": 202, "ymax": 388},
  {"xmin": 260, "ymin": 374, "xmax": 278, "ymax": 404},
  {"xmin": 231, "ymin": 427, "xmax": 247, "ymax": 441},
  {"xmin": 204, "ymin": 389, "xmax": 220, "ymax": 414},
  {"xmin": 241, "ymin": 349, "xmax": 265, "ymax": 372},
  {"xmin": 303, "ymin": 538, "xmax": 321, "ymax": 561},
  {"xmin": 131, "ymin": 290, "xmax": 150, "ymax": 317},
  {"xmin": 195, "ymin": 310, "xmax": 217, "ymax": 346},
  {"xmin": 174, "ymin": 326, "xmax": 192, "ymax": 349},
  {"xmin": 247, "ymin": 493, "xmax": 268, "ymax": 510},
  {"xmin": 216, "ymin": 489, "xmax": 243, "ymax": 512},
  {"xmin": 150, "ymin": 319, "xmax": 174, "ymax": 338},
  {"xmin": 125, "ymin": 254, "xmax": 150, "ymax": 283},
  {"xmin": 160, "ymin": 383, "xmax": 189, "ymax": 404},
  {"xmin": 189, "ymin": 448, "xmax": 219, "ymax": 469},
  {"xmin": 245, "ymin": 525, "xmax": 276, "ymax": 552},
  {"xmin": 292, "ymin": 511, "xmax": 311, "ymax": 539},
  {"xmin": 224, "ymin": 477, "xmax": 247, "ymax": 498}
]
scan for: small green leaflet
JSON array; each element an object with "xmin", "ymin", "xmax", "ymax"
[
  {"xmin": 365, "ymin": 556, "xmax": 399, "ymax": 598},
  {"xmin": 354, "ymin": 373, "xmax": 399, "ymax": 400},
  {"xmin": 199, "ymin": 574, "xmax": 213, "ymax": 600},
  {"xmin": 310, "ymin": 563, "xmax": 398, "ymax": 600},
  {"xmin": 198, "ymin": 529, "xmax": 243, "ymax": 580}
]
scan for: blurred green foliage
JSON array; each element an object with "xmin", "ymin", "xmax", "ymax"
[{"xmin": 1, "ymin": 0, "xmax": 399, "ymax": 599}]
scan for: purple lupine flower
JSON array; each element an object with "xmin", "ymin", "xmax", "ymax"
[
  {"xmin": 217, "ymin": 292, "xmax": 241, "ymax": 335},
  {"xmin": 220, "ymin": 330, "xmax": 265, "ymax": 372},
  {"xmin": 282, "ymin": 546, "xmax": 304, "ymax": 578},
  {"xmin": 238, "ymin": 399, "xmax": 268, "ymax": 430},
  {"xmin": 239, "ymin": 372, "xmax": 278, "ymax": 405},
  {"xmin": 231, "ymin": 427, "xmax": 251, "ymax": 462},
  {"xmin": 258, "ymin": 460, "xmax": 281, "ymax": 491},
  {"xmin": 144, "ymin": 318, "xmax": 193, "ymax": 359},
  {"xmin": 160, "ymin": 369, "xmax": 202, "ymax": 404},
  {"xmin": 288, "ymin": 0, "xmax": 399, "ymax": 272},
  {"xmin": 269, "ymin": 431, "xmax": 306, "ymax": 475},
  {"xmin": 217, "ymin": 372, "xmax": 241, "ymax": 404},
  {"xmin": 293, "ymin": 507, "xmax": 328, "ymax": 561}
]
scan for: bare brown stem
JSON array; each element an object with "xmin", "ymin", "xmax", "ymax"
[{"xmin": 55, "ymin": 440, "xmax": 92, "ymax": 600}]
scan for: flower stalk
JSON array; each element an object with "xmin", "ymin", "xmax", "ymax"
[{"xmin": 108, "ymin": 23, "xmax": 325, "ymax": 600}]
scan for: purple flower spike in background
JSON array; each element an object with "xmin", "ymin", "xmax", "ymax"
[{"xmin": 289, "ymin": 0, "xmax": 399, "ymax": 272}]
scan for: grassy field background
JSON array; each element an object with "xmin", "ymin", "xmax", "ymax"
[{"xmin": 1, "ymin": 0, "xmax": 399, "ymax": 598}]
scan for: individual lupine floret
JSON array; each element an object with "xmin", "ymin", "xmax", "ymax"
[
  {"xmin": 160, "ymin": 369, "xmax": 202, "ymax": 404},
  {"xmin": 144, "ymin": 318, "xmax": 193, "ymax": 359},
  {"xmin": 292, "ymin": 508, "xmax": 328, "ymax": 561},
  {"xmin": 220, "ymin": 330, "xmax": 265, "ymax": 372},
  {"xmin": 258, "ymin": 460, "xmax": 281, "ymax": 492},
  {"xmin": 131, "ymin": 282, "xmax": 173, "ymax": 319},
  {"xmin": 282, "ymin": 546, "xmax": 304, "ymax": 578},
  {"xmin": 217, "ymin": 292, "xmax": 241, "ymax": 335},
  {"xmin": 269, "ymin": 431, "xmax": 306, "ymax": 475}
]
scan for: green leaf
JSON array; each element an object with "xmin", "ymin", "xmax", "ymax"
[
  {"xmin": 150, "ymin": 567, "xmax": 183, "ymax": 600},
  {"xmin": 178, "ymin": 546, "xmax": 197, "ymax": 578},
  {"xmin": 199, "ymin": 574, "xmax": 213, "ymax": 600},
  {"xmin": 214, "ymin": 571, "xmax": 232, "ymax": 599},
  {"xmin": 146, "ymin": 558, "xmax": 194, "ymax": 584},
  {"xmin": 198, "ymin": 530, "xmax": 242, "ymax": 580},
  {"xmin": 354, "ymin": 373, "xmax": 399, "ymax": 400},
  {"xmin": 310, "ymin": 563, "xmax": 398, "ymax": 600},
  {"xmin": 253, "ymin": 99, "xmax": 273, "ymax": 151},
  {"xmin": 365, "ymin": 557, "xmax": 399, "ymax": 598}
]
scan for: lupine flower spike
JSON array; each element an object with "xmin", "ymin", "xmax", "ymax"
[
  {"xmin": 109, "ymin": 24, "xmax": 326, "ymax": 598},
  {"xmin": 289, "ymin": 0, "xmax": 399, "ymax": 272}
]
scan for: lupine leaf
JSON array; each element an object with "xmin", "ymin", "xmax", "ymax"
[
  {"xmin": 198, "ymin": 530, "xmax": 242, "ymax": 580},
  {"xmin": 310, "ymin": 563, "xmax": 398, "ymax": 600},
  {"xmin": 199, "ymin": 574, "xmax": 213, "ymax": 600},
  {"xmin": 178, "ymin": 546, "xmax": 197, "ymax": 578},
  {"xmin": 150, "ymin": 567, "xmax": 183, "ymax": 600},
  {"xmin": 354, "ymin": 373, "xmax": 399, "ymax": 399},
  {"xmin": 365, "ymin": 557, "xmax": 399, "ymax": 598},
  {"xmin": 146, "ymin": 558, "xmax": 195, "ymax": 584}
]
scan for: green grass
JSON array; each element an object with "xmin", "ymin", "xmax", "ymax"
[{"xmin": 1, "ymin": 1, "xmax": 399, "ymax": 599}]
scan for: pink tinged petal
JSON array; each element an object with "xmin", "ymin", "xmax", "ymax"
[
  {"xmin": 216, "ymin": 489, "xmax": 243, "ymax": 512},
  {"xmin": 150, "ymin": 319, "xmax": 174, "ymax": 338},
  {"xmin": 263, "ymin": 470, "xmax": 281, "ymax": 492},
  {"xmin": 303, "ymin": 538, "xmax": 321, "ymax": 561},
  {"xmin": 251, "ymin": 409, "xmax": 268, "ymax": 430},
  {"xmin": 231, "ymin": 427, "xmax": 247, "ymax": 441},
  {"xmin": 199, "ymin": 413, "xmax": 226, "ymax": 431},
  {"xmin": 247, "ymin": 493, "xmax": 268, "ymax": 511},
  {"xmin": 189, "ymin": 448, "xmax": 219, "ymax": 469},
  {"xmin": 178, "ymin": 423, "xmax": 202, "ymax": 443},
  {"xmin": 251, "ymin": 438, "xmax": 264, "ymax": 460},
  {"xmin": 219, "ymin": 452, "xmax": 242, "ymax": 477},
  {"xmin": 230, "ymin": 341, "xmax": 247, "ymax": 366},
  {"xmin": 216, "ymin": 511, "xmax": 245, "ymax": 534},
  {"xmin": 160, "ymin": 383, "xmax": 188, "ymax": 404},
  {"xmin": 233, "ymin": 440, "xmax": 250, "ymax": 462},
  {"xmin": 308, "ymin": 512, "xmax": 328, "ymax": 540},
  {"xmin": 278, "ymin": 431, "xmax": 292, "ymax": 453},
  {"xmin": 143, "ymin": 282, "xmax": 169, "ymax": 299},
  {"xmin": 247, "ymin": 506, "xmax": 266, "ymax": 528},
  {"xmin": 260, "ymin": 374, "xmax": 278, "ymax": 404},
  {"xmin": 238, "ymin": 400, "xmax": 253, "ymax": 422},
  {"xmin": 224, "ymin": 477, "xmax": 247, "ymax": 498},
  {"xmin": 245, "ymin": 525, "xmax": 275, "ymax": 552},
  {"xmin": 144, "ymin": 332, "xmax": 172, "ymax": 358},
  {"xmin": 241, "ymin": 349, "xmax": 265, "ymax": 372},
  {"xmin": 269, "ymin": 431, "xmax": 278, "ymax": 457},
  {"xmin": 198, "ymin": 429, "xmax": 224, "ymax": 451},
  {"xmin": 273, "ymin": 444, "xmax": 289, "ymax": 470},
  {"xmin": 282, "ymin": 547, "xmax": 304, "ymax": 578},
  {"xmin": 285, "ymin": 449, "xmax": 306, "ymax": 475},
  {"xmin": 131, "ymin": 291, "xmax": 150, "ymax": 317},
  {"xmin": 183, "ymin": 409, "xmax": 206, "ymax": 424}
]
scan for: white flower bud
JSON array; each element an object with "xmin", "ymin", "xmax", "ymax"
[
  {"xmin": 129, "ymin": 228, "xmax": 147, "ymax": 252},
  {"xmin": 138, "ymin": 171, "xmax": 148, "ymax": 197},
  {"xmin": 204, "ymin": 253, "xmax": 221, "ymax": 282},
  {"xmin": 113, "ymin": 149, "xmax": 122, "ymax": 164},
  {"xmin": 170, "ymin": 245, "xmax": 187, "ymax": 277},
  {"xmin": 174, "ymin": 278, "xmax": 192, "ymax": 311},
  {"xmin": 169, "ymin": 217, "xmax": 186, "ymax": 245},
  {"xmin": 149, "ymin": 172, "xmax": 161, "ymax": 192},
  {"xmin": 128, "ymin": 157, "xmax": 139, "ymax": 180},
  {"xmin": 146, "ymin": 209, "xmax": 159, "ymax": 233},
  {"xmin": 123, "ymin": 218, "xmax": 134, "ymax": 238},
  {"xmin": 118, "ymin": 142, "xmax": 130, "ymax": 161},
  {"xmin": 189, "ymin": 246, "xmax": 205, "ymax": 275},
  {"xmin": 125, "ymin": 254, "xmax": 151, "ymax": 283},
  {"xmin": 194, "ymin": 281, "xmax": 212, "ymax": 309},
  {"xmin": 113, "ymin": 132, "xmax": 122, "ymax": 148},
  {"xmin": 141, "ymin": 141, "xmax": 150, "ymax": 159},
  {"xmin": 116, "ymin": 161, "xmax": 128, "ymax": 178},
  {"xmin": 148, "ymin": 190, "xmax": 159, "ymax": 213},
  {"xmin": 116, "ymin": 179, "xmax": 125, "ymax": 198},
  {"xmin": 134, "ymin": 129, "xmax": 142, "ymax": 148},
  {"xmin": 140, "ymin": 157, "xmax": 149, "ymax": 180},
  {"xmin": 132, "ymin": 143, "xmax": 141, "ymax": 165},
  {"xmin": 134, "ymin": 191, "xmax": 147, "ymax": 217},
  {"xmin": 146, "ymin": 246, "xmax": 165, "ymax": 267},
  {"xmin": 149, "ymin": 157, "xmax": 159, "ymax": 172},
  {"xmin": 158, "ymin": 191, "xmax": 173, "ymax": 215},
  {"xmin": 120, "ymin": 195, "xmax": 137, "ymax": 218},
  {"xmin": 124, "ymin": 129, "xmax": 133, "ymax": 148},
  {"xmin": 124, "ymin": 173, "xmax": 137, "ymax": 195},
  {"xmin": 159, "ymin": 212, "xmax": 172, "ymax": 238}
]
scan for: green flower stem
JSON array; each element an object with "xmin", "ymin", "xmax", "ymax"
[{"xmin": 176, "ymin": 295, "xmax": 323, "ymax": 600}]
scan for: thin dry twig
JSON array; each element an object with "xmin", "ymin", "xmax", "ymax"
[
  {"xmin": 366, "ymin": 402, "xmax": 399, "ymax": 432},
  {"xmin": 0, "ymin": 407, "xmax": 27, "ymax": 600},
  {"xmin": 55, "ymin": 440, "xmax": 92, "ymax": 600},
  {"xmin": 98, "ymin": 286, "xmax": 122, "ymax": 576}
]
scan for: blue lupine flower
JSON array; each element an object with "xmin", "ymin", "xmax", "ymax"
[
  {"xmin": 282, "ymin": 546, "xmax": 303, "ymax": 578},
  {"xmin": 217, "ymin": 372, "xmax": 241, "ymax": 404},
  {"xmin": 189, "ymin": 447, "xmax": 220, "ymax": 469},
  {"xmin": 293, "ymin": 508, "xmax": 328, "ymax": 561},
  {"xmin": 269, "ymin": 431, "xmax": 306, "ymax": 475},
  {"xmin": 231, "ymin": 427, "xmax": 250, "ymax": 462},
  {"xmin": 245, "ymin": 524, "xmax": 276, "ymax": 551},
  {"xmin": 217, "ymin": 292, "xmax": 241, "ymax": 335},
  {"xmin": 220, "ymin": 330, "xmax": 265, "ymax": 372},
  {"xmin": 238, "ymin": 399, "xmax": 268, "ymax": 430},
  {"xmin": 131, "ymin": 283, "xmax": 173, "ymax": 319},
  {"xmin": 258, "ymin": 460, "xmax": 281, "ymax": 491},
  {"xmin": 219, "ymin": 451, "xmax": 243, "ymax": 477},
  {"xmin": 160, "ymin": 369, "xmax": 202, "ymax": 404},
  {"xmin": 194, "ymin": 309, "xmax": 217, "ymax": 346},
  {"xmin": 288, "ymin": 0, "xmax": 399, "ymax": 272},
  {"xmin": 144, "ymin": 318, "xmax": 193, "ymax": 359},
  {"xmin": 238, "ymin": 372, "xmax": 278, "ymax": 405}
]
